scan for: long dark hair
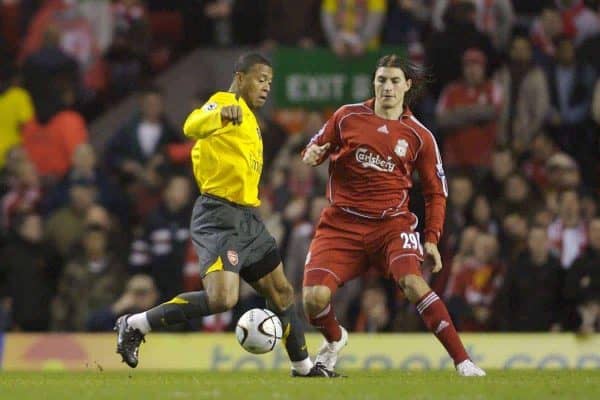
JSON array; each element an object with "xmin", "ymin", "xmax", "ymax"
[{"xmin": 374, "ymin": 54, "xmax": 432, "ymax": 106}]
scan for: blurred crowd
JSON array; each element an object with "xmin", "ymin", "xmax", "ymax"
[{"xmin": 1, "ymin": 0, "xmax": 600, "ymax": 335}]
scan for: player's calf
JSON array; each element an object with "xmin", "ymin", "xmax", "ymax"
[
  {"xmin": 303, "ymin": 285, "xmax": 347, "ymax": 371},
  {"xmin": 303, "ymin": 286, "xmax": 342, "ymax": 340},
  {"xmin": 398, "ymin": 274, "xmax": 471, "ymax": 366}
]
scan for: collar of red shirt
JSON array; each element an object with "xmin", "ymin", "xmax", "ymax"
[{"xmin": 364, "ymin": 98, "xmax": 413, "ymax": 119}]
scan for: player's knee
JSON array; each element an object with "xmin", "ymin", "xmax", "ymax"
[
  {"xmin": 398, "ymin": 274, "xmax": 429, "ymax": 298},
  {"xmin": 207, "ymin": 288, "xmax": 238, "ymax": 313},
  {"xmin": 303, "ymin": 286, "xmax": 331, "ymax": 317},
  {"xmin": 271, "ymin": 280, "xmax": 295, "ymax": 311}
]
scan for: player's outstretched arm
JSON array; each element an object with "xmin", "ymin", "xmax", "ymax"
[
  {"xmin": 183, "ymin": 103, "xmax": 222, "ymax": 139},
  {"xmin": 183, "ymin": 102, "xmax": 244, "ymax": 139},
  {"xmin": 302, "ymin": 143, "xmax": 331, "ymax": 166}
]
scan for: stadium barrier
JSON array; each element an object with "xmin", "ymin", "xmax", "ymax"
[{"xmin": 1, "ymin": 333, "xmax": 599, "ymax": 371}]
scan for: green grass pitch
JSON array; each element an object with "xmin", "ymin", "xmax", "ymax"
[{"xmin": 1, "ymin": 370, "xmax": 599, "ymax": 400}]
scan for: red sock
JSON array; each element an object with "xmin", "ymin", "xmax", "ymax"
[
  {"xmin": 416, "ymin": 291, "xmax": 469, "ymax": 364},
  {"xmin": 309, "ymin": 304, "xmax": 342, "ymax": 342}
]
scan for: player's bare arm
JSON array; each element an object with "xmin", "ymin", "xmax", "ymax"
[{"xmin": 302, "ymin": 143, "xmax": 331, "ymax": 166}]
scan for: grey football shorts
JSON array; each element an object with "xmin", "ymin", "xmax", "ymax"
[{"xmin": 190, "ymin": 194, "xmax": 281, "ymax": 282}]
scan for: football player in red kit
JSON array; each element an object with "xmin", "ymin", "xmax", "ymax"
[{"xmin": 301, "ymin": 54, "xmax": 486, "ymax": 377}]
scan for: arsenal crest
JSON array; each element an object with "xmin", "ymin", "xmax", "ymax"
[{"xmin": 227, "ymin": 250, "xmax": 239, "ymax": 266}]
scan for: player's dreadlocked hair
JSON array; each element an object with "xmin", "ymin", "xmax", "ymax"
[
  {"xmin": 374, "ymin": 54, "xmax": 433, "ymax": 106},
  {"xmin": 234, "ymin": 53, "xmax": 272, "ymax": 74}
]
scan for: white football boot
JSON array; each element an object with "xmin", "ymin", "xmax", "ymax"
[
  {"xmin": 315, "ymin": 326, "xmax": 348, "ymax": 371},
  {"xmin": 456, "ymin": 359, "xmax": 486, "ymax": 376}
]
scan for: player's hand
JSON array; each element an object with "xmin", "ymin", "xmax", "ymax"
[
  {"xmin": 302, "ymin": 143, "xmax": 331, "ymax": 166},
  {"xmin": 424, "ymin": 242, "xmax": 443, "ymax": 273},
  {"xmin": 221, "ymin": 105, "xmax": 243, "ymax": 125}
]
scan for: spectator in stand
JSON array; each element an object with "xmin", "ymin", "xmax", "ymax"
[
  {"xmin": 272, "ymin": 111, "xmax": 328, "ymax": 183},
  {"xmin": 565, "ymin": 217, "xmax": 600, "ymax": 333},
  {"xmin": 554, "ymin": 0, "xmax": 600, "ymax": 46},
  {"xmin": 532, "ymin": 208, "xmax": 555, "ymax": 229},
  {"xmin": 262, "ymin": 0, "xmax": 322, "ymax": 49},
  {"xmin": 548, "ymin": 189, "xmax": 587, "ymax": 269},
  {"xmin": 43, "ymin": 143, "xmax": 125, "ymax": 220},
  {"xmin": 545, "ymin": 36, "xmax": 596, "ymax": 160},
  {"xmin": 128, "ymin": 175, "xmax": 193, "ymax": 301},
  {"xmin": 351, "ymin": 283, "xmax": 391, "ymax": 332},
  {"xmin": 52, "ymin": 224, "xmax": 126, "ymax": 331},
  {"xmin": 426, "ymin": 1, "xmax": 496, "ymax": 96},
  {"xmin": 447, "ymin": 233, "xmax": 503, "ymax": 331},
  {"xmin": 21, "ymin": 26, "xmax": 80, "ymax": 122},
  {"xmin": 86, "ymin": 274, "xmax": 159, "ymax": 331},
  {"xmin": 432, "ymin": 0, "xmax": 515, "ymax": 50},
  {"xmin": 495, "ymin": 225, "xmax": 563, "ymax": 331},
  {"xmin": 500, "ymin": 212, "xmax": 529, "ymax": 265},
  {"xmin": 105, "ymin": 0, "xmax": 151, "ymax": 98},
  {"xmin": 0, "ymin": 63, "xmax": 35, "ymax": 170},
  {"xmin": 465, "ymin": 194, "xmax": 498, "ymax": 235},
  {"xmin": 182, "ymin": 0, "xmax": 235, "ymax": 47},
  {"xmin": 382, "ymin": 0, "xmax": 432, "ymax": 46},
  {"xmin": 106, "ymin": 86, "xmax": 182, "ymax": 190},
  {"xmin": 1, "ymin": 158, "xmax": 41, "ymax": 232},
  {"xmin": 44, "ymin": 179, "xmax": 97, "ymax": 257},
  {"xmin": 444, "ymin": 174, "xmax": 474, "ymax": 253},
  {"xmin": 530, "ymin": 7, "xmax": 565, "ymax": 65},
  {"xmin": 436, "ymin": 48, "xmax": 503, "ymax": 173},
  {"xmin": 521, "ymin": 134, "xmax": 559, "ymax": 192},
  {"xmin": 284, "ymin": 196, "xmax": 329, "ymax": 294},
  {"xmin": 546, "ymin": 153, "xmax": 581, "ymax": 193},
  {"xmin": 494, "ymin": 35, "xmax": 550, "ymax": 154},
  {"xmin": 479, "ymin": 146, "xmax": 515, "ymax": 200},
  {"xmin": 541, "ymin": 152, "xmax": 581, "ymax": 216},
  {"xmin": 494, "ymin": 173, "xmax": 537, "ymax": 219},
  {"xmin": 21, "ymin": 84, "xmax": 88, "ymax": 182},
  {"xmin": 321, "ymin": 0, "xmax": 387, "ymax": 57},
  {"xmin": 0, "ymin": 213, "xmax": 60, "ymax": 331},
  {"xmin": 271, "ymin": 149, "xmax": 322, "ymax": 215},
  {"xmin": 446, "ymin": 226, "xmax": 479, "ymax": 294},
  {"xmin": 19, "ymin": 0, "xmax": 108, "ymax": 97}
]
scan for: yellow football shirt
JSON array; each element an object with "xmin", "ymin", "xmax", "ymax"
[
  {"xmin": 322, "ymin": 0, "xmax": 386, "ymax": 49},
  {"xmin": 0, "ymin": 86, "xmax": 35, "ymax": 167},
  {"xmin": 183, "ymin": 92, "xmax": 263, "ymax": 207}
]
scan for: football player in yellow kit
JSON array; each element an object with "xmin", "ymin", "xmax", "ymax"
[{"xmin": 115, "ymin": 53, "xmax": 336, "ymax": 377}]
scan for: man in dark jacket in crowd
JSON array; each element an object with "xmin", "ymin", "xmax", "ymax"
[
  {"xmin": 495, "ymin": 225, "xmax": 563, "ymax": 331},
  {"xmin": 565, "ymin": 217, "xmax": 600, "ymax": 333},
  {"xmin": 0, "ymin": 213, "xmax": 61, "ymax": 331}
]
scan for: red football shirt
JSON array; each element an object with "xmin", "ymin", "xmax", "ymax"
[
  {"xmin": 305, "ymin": 99, "xmax": 447, "ymax": 244},
  {"xmin": 436, "ymin": 80, "xmax": 503, "ymax": 168}
]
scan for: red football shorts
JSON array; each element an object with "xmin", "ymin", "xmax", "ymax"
[{"xmin": 303, "ymin": 206, "xmax": 424, "ymax": 293}]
